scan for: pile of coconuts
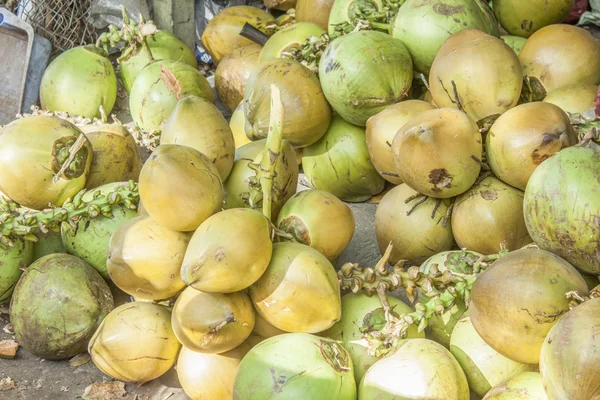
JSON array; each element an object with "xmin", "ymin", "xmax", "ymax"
[{"xmin": 1, "ymin": 1, "xmax": 600, "ymax": 399}]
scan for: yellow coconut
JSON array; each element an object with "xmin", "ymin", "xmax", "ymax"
[{"xmin": 215, "ymin": 44, "xmax": 262, "ymax": 113}]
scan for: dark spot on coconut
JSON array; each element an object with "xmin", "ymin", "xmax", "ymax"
[
  {"xmin": 497, "ymin": 99, "xmax": 514, "ymax": 108},
  {"xmin": 433, "ymin": 3, "xmax": 464, "ymax": 15},
  {"xmin": 429, "ymin": 169, "xmax": 453, "ymax": 189},
  {"xmin": 318, "ymin": 340, "xmax": 351, "ymax": 373},
  {"xmin": 480, "ymin": 190, "xmax": 498, "ymax": 201},
  {"xmin": 279, "ymin": 216, "xmax": 311, "ymax": 245},
  {"xmin": 521, "ymin": 20, "xmax": 533, "ymax": 32}
]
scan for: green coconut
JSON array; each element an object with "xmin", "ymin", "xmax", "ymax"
[
  {"xmin": 492, "ymin": 0, "xmax": 574, "ymax": 38},
  {"xmin": 450, "ymin": 313, "xmax": 533, "ymax": 397},
  {"xmin": 61, "ymin": 182, "xmax": 139, "ymax": 279},
  {"xmin": 0, "ymin": 240, "xmax": 33, "ymax": 304},
  {"xmin": 32, "ymin": 230, "xmax": 66, "ymax": 262},
  {"xmin": 244, "ymin": 58, "xmax": 332, "ymax": 148},
  {"xmin": 323, "ymin": 292, "xmax": 424, "ymax": 383},
  {"xmin": 233, "ymin": 333, "xmax": 357, "ymax": 400},
  {"xmin": 543, "ymin": 83, "xmax": 598, "ymax": 114},
  {"xmin": 359, "ymin": 338, "xmax": 470, "ymax": 399},
  {"xmin": 129, "ymin": 60, "xmax": 215, "ymax": 132},
  {"xmin": 391, "ymin": 0, "xmax": 499, "ymax": 73},
  {"xmin": 524, "ymin": 146, "xmax": 600, "ymax": 274},
  {"xmin": 501, "ymin": 35, "xmax": 527, "ymax": 55},
  {"xmin": 375, "ymin": 184, "xmax": 454, "ymax": 265},
  {"xmin": 259, "ymin": 22, "xmax": 325, "ymax": 63},
  {"xmin": 318, "ymin": 31, "xmax": 413, "ymax": 126},
  {"xmin": 10, "ymin": 254, "xmax": 113, "ymax": 360},
  {"xmin": 40, "ymin": 45, "xmax": 117, "ymax": 118},
  {"xmin": 224, "ymin": 139, "xmax": 298, "ymax": 221},
  {"xmin": 302, "ymin": 114, "xmax": 385, "ymax": 202},
  {"xmin": 161, "ymin": 95, "xmax": 235, "ymax": 181},
  {"xmin": 483, "ymin": 372, "xmax": 549, "ymax": 399}
]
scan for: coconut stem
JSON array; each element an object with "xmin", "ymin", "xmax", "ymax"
[
  {"xmin": 0, "ymin": 181, "xmax": 140, "ymax": 248},
  {"xmin": 567, "ymin": 284, "xmax": 600, "ymax": 309},
  {"xmin": 52, "ymin": 134, "xmax": 88, "ymax": 184},
  {"xmin": 239, "ymin": 23, "xmax": 270, "ymax": 46},
  {"xmin": 96, "ymin": 6, "xmax": 158, "ymax": 54}
]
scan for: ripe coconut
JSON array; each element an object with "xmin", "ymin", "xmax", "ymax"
[
  {"xmin": 139, "ymin": 144, "xmax": 224, "ymax": 232},
  {"xmin": 483, "ymin": 372, "xmax": 549, "ymax": 400},
  {"xmin": 233, "ymin": 333, "xmax": 357, "ymax": 400},
  {"xmin": 540, "ymin": 298, "xmax": 600, "ymax": 400},
  {"xmin": 524, "ymin": 146, "xmax": 600, "ymax": 274},
  {"xmin": 215, "ymin": 44, "xmax": 261, "ymax": 113},
  {"xmin": 276, "ymin": 189, "xmax": 355, "ymax": 262},
  {"xmin": 177, "ymin": 343, "xmax": 251, "ymax": 400},
  {"xmin": 429, "ymin": 29, "xmax": 523, "ymax": 123},
  {"xmin": 107, "ymin": 216, "xmax": 190, "ymax": 301},
  {"xmin": 302, "ymin": 114, "xmax": 385, "ymax": 202},
  {"xmin": 543, "ymin": 83, "xmax": 598, "ymax": 114},
  {"xmin": 259, "ymin": 22, "xmax": 325, "ymax": 63},
  {"xmin": 450, "ymin": 313, "xmax": 533, "ymax": 397},
  {"xmin": 492, "ymin": 0, "xmax": 574, "ymax": 38},
  {"xmin": 10, "ymin": 254, "xmax": 113, "ymax": 360},
  {"xmin": 486, "ymin": 102, "xmax": 577, "ymax": 191},
  {"xmin": 0, "ymin": 116, "xmax": 92, "ymax": 210},
  {"xmin": 62, "ymin": 182, "xmax": 139, "ymax": 279},
  {"xmin": 296, "ymin": 0, "xmax": 335, "ymax": 29},
  {"xmin": 244, "ymin": 58, "xmax": 331, "ymax": 148},
  {"xmin": 88, "ymin": 302, "xmax": 180, "ymax": 384},
  {"xmin": 230, "ymin": 103, "xmax": 252, "ymax": 148},
  {"xmin": 201, "ymin": 6, "xmax": 274, "ymax": 65},
  {"xmin": 375, "ymin": 184, "xmax": 454, "ymax": 265},
  {"xmin": 366, "ymin": 100, "xmax": 435, "ymax": 185},
  {"xmin": 469, "ymin": 248, "xmax": 588, "ymax": 364},
  {"xmin": 40, "ymin": 45, "xmax": 117, "ymax": 118},
  {"xmin": 129, "ymin": 60, "xmax": 214, "ymax": 132},
  {"xmin": 391, "ymin": 0, "xmax": 499, "ymax": 73},
  {"xmin": 161, "ymin": 95, "xmax": 235, "ymax": 181},
  {"xmin": 359, "ymin": 338, "xmax": 470, "ymax": 400},
  {"xmin": 452, "ymin": 176, "xmax": 532, "ymax": 254},
  {"xmin": 318, "ymin": 30, "xmax": 413, "ymax": 126},
  {"xmin": 323, "ymin": 292, "xmax": 424, "ymax": 383},
  {"xmin": 519, "ymin": 24, "xmax": 600, "ymax": 96},
  {"xmin": 180, "ymin": 208, "xmax": 272, "ymax": 293},
  {"xmin": 392, "ymin": 108, "xmax": 482, "ymax": 198},
  {"xmin": 248, "ymin": 242, "xmax": 341, "ymax": 333},
  {"xmin": 79, "ymin": 122, "xmax": 143, "ymax": 189},
  {"xmin": 0, "ymin": 240, "xmax": 33, "ymax": 304},
  {"xmin": 171, "ymin": 286, "xmax": 255, "ymax": 354}
]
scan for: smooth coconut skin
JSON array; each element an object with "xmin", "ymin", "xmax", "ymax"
[
  {"xmin": 248, "ymin": 242, "xmax": 342, "ymax": 333},
  {"xmin": 129, "ymin": 60, "xmax": 214, "ymax": 132},
  {"xmin": 318, "ymin": 30, "xmax": 413, "ymax": 126},
  {"xmin": 161, "ymin": 95, "xmax": 235, "ymax": 181},
  {"xmin": 107, "ymin": 216, "xmax": 190, "ymax": 301},
  {"xmin": 181, "ymin": 208, "xmax": 272, "ymax": 293},
  {"xmin": 139, "ymin": 144, "xmax": 224, "ymax": 232},
  {"xmin": 10, "ymin": 254, "xmax": 113, "ymax": 360},
  {"xmin": 296, "ymin": 0, "xmax": 335, "ymax": 30},
  {"xmin": 32, "ymin": 230, "xmax": 66, "ymax": 262},
  {"xmin": 543, "ymin": 83, "xmax": 599, "ymax": 114},
  {"xmin": 0, "ymin": 240, "xmax": 33, "ymax": 303},
  {"xmin": 452, "ymin": 176, "xmax": 532, "ymax": 255},
  {"xmin": 359, "ymin": 338, "xmax": 470, "ymax": 400},
  {"xmin": 259, "ymin": 22, "xmax": 325, "ymax": 63},
  {"xmin": 429, "ymin": 29, "xmax": 523, "ymax": 123},
  {"xmin": 62, "ymin": 182, "xmax": 138, "ymax": 279},
  {"xmin": 391, "ymin": 0, "xmax": 499, "ymax": 73},
  {"xmin": 40, "ymin": 45, "xmax": 117, "ymax": 119},
  {"xmin": 201, "ymin": 6, "xmax": 274, "ymax": 65},
  {"xmin": 392, "ymin": 108, "xmax": 483, "ymax": 198},
  {"xmin": 0, "ymin": 116, "xmax": 93, "ymax": 210},
  {"xmin": 469, "ymin": 248, "xmax": 588, "ymax": 365},
  {"xmin": 215, "ymin": 44, "xmax": 261, "ymax": 113},
  {"xmin": 88, "ymin": 302, "xmax": 180, "ymax": 384},
  {"xmin": 233, "ymin": 333, "xmax": 357, "ymax": 400},
  {"xmin": 519, "ymin": 24, "xmax": 600, "ymax": 95},
  {"xmin": 276, "ymin": 189, "xmax": 355, "ymax": 262},
  {"xmin": 302, "ymin": 114, "xmax": 385, "ymax": 202},
  {"xmin": 229, "ymin": 103, "xmax": 252, "ymax": 148},
  {"xmin": 450, "ymin": 314, "xmax": 532, "ymax": 397},
  {"xmin": 492, "ymin": 0, "xmax": 574, "ymax": 38},
  {"xmin": 177, "ymin": 343, "xmax": 251, "ymax": 400},
  {"xmin": 79, "ymin": 123, "xmax": 143, "ymax": 190},
  {"xmin": 244, "ymin": 58, "xmax": 332, "ymax": 148},
  {"xmin": 540, "ymin": 298, "xmax": 600, "ymax": 400},
  {"xmin": 171, "ymin": 286, "xmax": 255, "ymax": 354},
  {"xmin": 524, "ymin": 146, "xmax": 600, "ymax": 274},
  {"xmin": 366, "ymin": 100, "xmax": 435, "ymax": 185},
  {"xmin": 323, "ymin": 292, "xmax": 424, "ymax": 383},
  {"xmin": 500, "ymin": 35, "xmax": 527, "ymax": 55},
  {"xmin": 486, "ymin": 102, "xmax": 577, "ymax": 191},
  {"xmin": 483, "ymin": 372, "xmax": 549, "ymax": 400},
  {"xmin": 375, "ymin": 183, "xmax": 454, "ymax": 265}
]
